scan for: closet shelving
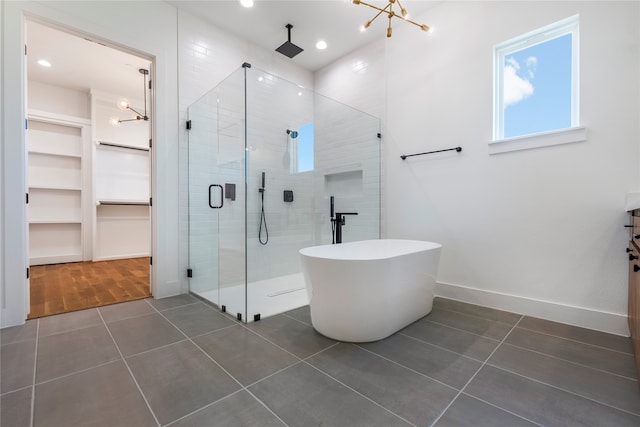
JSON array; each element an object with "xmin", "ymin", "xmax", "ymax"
[{"xmin": 27, "ymin": 112, "xmax": 91, "ymax": 265}]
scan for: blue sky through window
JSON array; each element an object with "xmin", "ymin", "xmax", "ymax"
[
  {"xmin": 503, "ymin": 33, "xmax": 572, "ymax": 138},
  {"xmin": 297, "ymin": 122, "xmax": 314, "ymax": 172}
]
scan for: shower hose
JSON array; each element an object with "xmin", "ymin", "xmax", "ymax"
[{"xmin": 259, "ymin": 189, "xmax": 269, "ymax": 245}]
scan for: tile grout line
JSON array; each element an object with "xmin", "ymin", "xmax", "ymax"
[
  {"xmin": 515, "ymin": 325, "xmax": 635, "ymax": 356},
  {"xmin": 300, "ymin": 354, "xmax": 418, "ymax": 427},
  {"xmin": 96, "ymin": 308, "xmax": 162, "ymax": 427},
  {"xmin": 151, "ymin": 309, "xmax": 292, "ymax": 427},
  {"xmin": 432, "ymin": 303, "xmax": 521, "ymax": 327},
  {"xmin": 31, "ymin": 359, "xmax": 129, "ymax": 388},
  {"xmin": 164, "ymin": 310, "xmax": 346, "ymax": 427},
  {"xmin": 428, "ymin": 314, "xmax": 540, "ymax": 427},
  {"xmin": 418, "ymin": 317, "xmax": 503, "ymax": 343},
  {"xmin": 484, "ymin": 360, "xmax": 640, "ymax": 418},
  {"xmin": 496, "ymin": 340, "xmax": 639, "ymax": 382},
  {"xmin": 29, "ymin": 318, "xmax": 40, "ymax": 427},
  {"xmin": 151, "ymin": 307, "xmax": 245, "ymax": 388},
  {"xmin": 354, "ymin": 343, "xmax": 459, "ymax": 392},
  {"xmin": 281, "ymin": 311, "xmax": 312, "ymax": 327},
  {"xmin": 243, "ymin": 387, "xmax": 293, "ymax": 427},
  {"xmin": 35, "ymin": 309, "xmax": 103, "ymax": 338},
  {"xmin": 456, "ymin": 392, "xmax": 546, "ymax": 427},
  {"xmin": 397, "ymin": 331, "xmax": 486, "ymax": 364}
]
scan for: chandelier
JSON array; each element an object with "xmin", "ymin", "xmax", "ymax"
[{"xmin": 352, "ymin": 0, "xmax": 429, "ymax": 38}]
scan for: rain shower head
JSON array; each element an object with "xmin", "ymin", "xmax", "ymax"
[
  {"xmin": 276, "ymin": 24, "xmax": 304, "ymax": 59},
  {"xmin": 286, "ymin": 129, "xmax": 299, "ymax": 139}
]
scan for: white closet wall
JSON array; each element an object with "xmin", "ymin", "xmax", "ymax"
[{"xmin": 91, "ymin": 91, "xmax": 151, "ymax": 261}]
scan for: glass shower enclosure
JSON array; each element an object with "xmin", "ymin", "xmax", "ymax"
[{"xmin": 188, "ymin": 64, "xmax": 380, "ymax": 322}]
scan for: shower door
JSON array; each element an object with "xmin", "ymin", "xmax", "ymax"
[{"xmin": 188, "ymin": 69, "xmax": 246, "ymax": 321}]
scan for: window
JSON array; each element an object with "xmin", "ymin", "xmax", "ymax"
[
  {"xmin": 291, "ymin": 122, "xmax": 314, "ymax": 173},
  {"xmin": 493, "ymin": 15, "xmax": 580, "ymax": 142}
]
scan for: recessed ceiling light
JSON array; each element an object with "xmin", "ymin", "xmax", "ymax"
[
  {"xmin": 240, "ymin": 0, "xmax": 254, "ymax": 7},
  {"xmin": 316, "ymin": 40, "xmax": 327, "ymax": 50},
  {"xmin": 37, "ymin": 59, "xmax": 51, "ymax": 68}
]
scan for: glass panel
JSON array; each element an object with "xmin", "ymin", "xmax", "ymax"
[
  {"xmin": 189, "ymin": 65, "xmax": 380, "ymax": 323},
  {"xmin": 244, "ymin": 67, "xmax": 380, "ymax": 322},
  {"xmin": 188, "ymin": 68, "xmax": 246, "ymax": 322},
  {"xmin": 314, "ymin": 92, "xmax": 380, "ymax": 245},
  {"xmin": 244, "ymin": 68, "xmax": 315, "ymax": 320}
]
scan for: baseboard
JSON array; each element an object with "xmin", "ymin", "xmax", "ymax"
[
  {"xmin": 435, "ymin": 281, "xmax": 630, "ymax": 337},
  {"xmin": 93, "ymin": 253, "xmax": 150, "ymax": 262}
]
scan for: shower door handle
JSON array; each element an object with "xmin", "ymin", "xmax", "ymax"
[{"xmin": 209, "ymin": 184, "xmax": 224, "ymax": 209}]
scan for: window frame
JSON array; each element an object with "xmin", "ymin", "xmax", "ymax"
[{"xmin": 493, "ymin": 15, "xmax": 580, "ymax": 145}]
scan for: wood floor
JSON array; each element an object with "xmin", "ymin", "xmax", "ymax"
[{"xmin": 28, "ymin": 257, "xmax": 151, "ymax": 319}]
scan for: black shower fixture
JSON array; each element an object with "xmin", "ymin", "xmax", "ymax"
[
  {"xmin": 286, "ymin": 129, "xmax": 299, "ymax": 139},
  {"xmin": 276, "ymin": 24, "xmax": 304, "ymax": 58}
]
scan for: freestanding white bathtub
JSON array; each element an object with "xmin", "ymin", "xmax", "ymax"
[{"xmin": 299, "ymin": 239, "xmax": 442, "ymax": 342}]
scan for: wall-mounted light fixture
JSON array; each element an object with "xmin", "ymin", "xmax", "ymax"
[
  {"xmin": 352, "ymin": 0, "xmax": 429, "ymax": 38},
  {"xmin": 110, "ymin": 68, "xmax": 149, "ymax": 127}
]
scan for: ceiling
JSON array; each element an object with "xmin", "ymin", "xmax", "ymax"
[
  {"xmin": 27, "ymin": 20, "xmax": 152, "ymax": 98},
  {"xmin": 26, "ymin": 0, "xmax": 438, "ymax": 96},
  {"xmin": 167, "ymin": 0, "xmax": 439, "ymax": 71}
]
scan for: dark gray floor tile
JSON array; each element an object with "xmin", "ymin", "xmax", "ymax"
[
  {"xmin": 1, "ymin": 339, "xmax": 36, "ymax": 393},
  {"xmin": 247, "ymin": 314, "xmax": 336, "ymax": 358},
  {"xmin": 433, "ymin": 298, "xmax": 522, "ymax": 325},
  {"xmin": 401, "ymin": 317, "xmax": 500, "ymax": 361},
  {"xmin": 1, "ymin": 320, "xmax": 37, "ymax": 346},
  {"xmin": 435, "ymin": 393, "xmax": 538, "ymax": 427},
  {"xmin": 360, "ymin": 333, "xmax": 482, "ymax": 389},
  {"xmin": 1, "ymin": 387, "xmax": 32, "ymax": 427},
  {"xmin": 107, "ymin": 312, "xmax": 185, "ymax": 356},
  {"xmin": 38, "ymin": 308, "xmax": 102, "ymax": 337},
  {"xmin": 127, "ymin": 340, "xmax": 240, "ymax": 425},
  {"xmin": 465, "ymin": 365, "xmax": 640, "ymax": 427},
  {"xmin": 425, "ymin": 308, "xmax": 514, "ymax": 341},
  {"xmin": 34, "ymin": 361, "xmax": 156, "ymax": 426},
  {"xmin": 194, "ymin": 325, "xmax": 299, "ymax": 386},
  {"xmin": 170, "ymin": 390, "xmax": 285, "ymax": 427},
  {"xmin": 147, "ymin": 293, "xmax": 199, "ymax": 311},
  {"xmin": 36, "ymin": 324, "xmax": 120, "ymax": 383},
  {"xmin": 505, "ymin": 327, "xmax": 637, "ymax": 379},
  {"xmin": 489, "ymin": 343, "xmax": 640, "ymax": 415},
  {"xmin": 283, "ymin": 305, "xmax": 312, "ymax": 325},
  {"xmin": 249, "ymin": 362, "xmax": 411, "ymax": 427},
  {"xmin": 308, "ymin": 343, "xmax": 458, "ymax": 425},
  {"xmin": 163, "ymin": 302, "xmax": 236, "ymax": 337},
  {"xmin": 99, "ymin": 299, "xmax": 155, "ymax": 323},
  {"xmin": 518, "ymin": 316, "xmax": 633, "ymax": 354}
]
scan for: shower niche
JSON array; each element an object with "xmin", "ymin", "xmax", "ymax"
[{"xmin": 187, "ymin": 64, "xmax": 380, "ymax": 322}]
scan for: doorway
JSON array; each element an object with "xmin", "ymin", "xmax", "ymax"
[{"xmin": 25, "ymin": 19, "xmax": 153, "ymax": 317}]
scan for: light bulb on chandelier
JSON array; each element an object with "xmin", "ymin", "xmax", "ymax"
[
  {"xmin": 352, "ymin": 0, "xmax": 429, "ymax": 38},
  {"xmin": 110, "ymin": 68, "xmax": 150, "ymax": 126}
]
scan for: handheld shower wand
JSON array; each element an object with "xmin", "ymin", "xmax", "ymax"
[
  {"xmin": 259, "ymin": 172, "xmax": 268, "ymax": 245},
  {"xmin": 330, "ymin": 196, "xmax": 336, "ymax": 244}
]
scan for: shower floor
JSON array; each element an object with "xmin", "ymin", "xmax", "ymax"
[{"xmin": 193, "ymin": 273, "xmax": 309, "ymax": 322}]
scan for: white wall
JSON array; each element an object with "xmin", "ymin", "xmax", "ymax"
[
  {"xmin": 28, "ymin": 81, "xmax": 91, "ymax": 119},
  {"xmin": 317, "ymin": 1, "xmax": 640, "ymax": 335}
]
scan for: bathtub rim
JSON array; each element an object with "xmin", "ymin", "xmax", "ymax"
[{"xmin": 299, "ymin": 239, "xmax": 442, "ymax": 261}]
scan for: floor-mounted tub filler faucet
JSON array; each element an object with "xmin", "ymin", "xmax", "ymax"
[{"xmin": 330, "ymin": 196, "xmax": 358, "ymax": 244}]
